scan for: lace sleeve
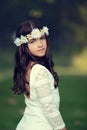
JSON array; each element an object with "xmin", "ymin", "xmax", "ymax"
[{"xmin": 34, "ymin": 65, "xmax": 65, "ymax": 130}]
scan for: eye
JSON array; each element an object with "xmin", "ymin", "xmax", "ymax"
[{"xmin": 29, "ymin": 39, "xmax": 36, "ymax": 44}]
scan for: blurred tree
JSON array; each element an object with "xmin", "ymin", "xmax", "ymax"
[
  {"xmin": 0, "ymin": 0, "xmax": 87, "ymax": 54},
  {"xmin": 71, "ymin": 5, "xmax": 87, "ymax": 47}
]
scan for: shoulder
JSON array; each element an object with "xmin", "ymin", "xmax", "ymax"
[
  {"xmin": 31, "ymin": 64, "xmax": 49, "ymax": 76},
  {"xmin": 30, "ymin": 64, "xmax": 51, "ymax": 84}
]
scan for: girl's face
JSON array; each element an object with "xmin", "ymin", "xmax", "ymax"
[{"xmin": 27, "ymin": 35, "xmax": 47, "ymax": 57}]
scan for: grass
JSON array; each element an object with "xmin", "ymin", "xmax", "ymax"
[
  {"xmin": 0, "ymin": 48, "xmax": 87, "ymax": 130},
  {"xmin": 59, "ymin": 75, "xmax": 87, "ymax": 130}
]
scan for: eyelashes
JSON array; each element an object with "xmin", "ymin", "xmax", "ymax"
[{"xmin": 29, "ymin": 39, "xmax": 35, "ymax": 44}]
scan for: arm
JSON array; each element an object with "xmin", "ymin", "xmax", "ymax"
[{"xmin": 34, "ymin": 65, "xmax": 66, "ymax": 130}]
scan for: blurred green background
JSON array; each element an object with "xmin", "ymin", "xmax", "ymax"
[{"xmin": 0, "ymin": 0, "xmax": 87, "ymax": 130}]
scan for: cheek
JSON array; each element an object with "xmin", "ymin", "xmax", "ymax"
[
  {"xmin": 42, "ymin": 40, "xmax": 47, "ymax": 47},
  {"xmin": 28, "ymin": 44, "xmax": 33, "ymax": 51},
  {"xmin": 27, "ymin": 44, "xmax": 36, "ymax": 55},
  {"xmin": 44, "ymin": 41, "xmax": 47, "ymax": 50}
]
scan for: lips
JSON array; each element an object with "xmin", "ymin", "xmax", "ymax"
[{"xmin": 37, "ymin": 48, "xmax": 45, "ymax": 51}]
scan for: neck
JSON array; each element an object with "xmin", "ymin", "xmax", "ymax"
[{"xmin": 32, "ymin": 56, "xmax": 45, "ymax": 65}]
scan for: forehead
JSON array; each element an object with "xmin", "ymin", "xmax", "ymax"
[{"xmin": 28, "ymin": 35, "xmax": 46, "ymax": 41}]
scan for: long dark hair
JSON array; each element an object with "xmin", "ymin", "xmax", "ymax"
[{"xmin": 12, "ymin": 20, "xmax": 59, "ymax": 95}]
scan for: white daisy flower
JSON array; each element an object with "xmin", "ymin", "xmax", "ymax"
[
  {"xmin": 31, "ymin": 28, "xmax": 41, "ymax": 38},
  {"xmin": 20, "ymin": 35, "xmax": 28, "ymax": 43},
  {"xmin": 14, "ymin": 38, "xmax": 21, "ymax": 46},
  {"xmin": 27, "ymin": 34, "xmax": 33, "ymax": 40},
  {"xmin": 14, "ymin": 26, "xmax": 49, "ymax": 46},
  {"xmin": 14, "ymin": 35, "xmax": 28, "ymax": 46},
  {"xmin": 42, "ymin": 26, "xmax": 49, "ymax": 35}
]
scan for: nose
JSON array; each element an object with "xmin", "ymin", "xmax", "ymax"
[{"xmin": 37, "ymin": 39, "xmax": 43, "ymax": 47}]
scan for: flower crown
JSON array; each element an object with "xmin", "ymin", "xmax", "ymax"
[{"xmin": 14, "ymin": 26, "xmax": 49, "ymax": 46}]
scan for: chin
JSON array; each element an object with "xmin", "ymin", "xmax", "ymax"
[
  {"xmin": 37, "ymin": 55, "xmax": 45, "ymax": 57},
  {"xmin": 36, "ymin": 52, "xmax": 46, "ymax": 57}
]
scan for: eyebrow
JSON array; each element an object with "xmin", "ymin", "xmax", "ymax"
[
  {"xmin": 29, "ymin": 38, "xmax": 36, "ymax": 42},
  {"xmin": 40, "ymin": 35, "xmax": 46, "ymax": 38}
]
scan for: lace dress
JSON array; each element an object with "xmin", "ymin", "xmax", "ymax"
[{"xmin": 16, "ymin": 64, "xmax": 65, "ymax": 130}]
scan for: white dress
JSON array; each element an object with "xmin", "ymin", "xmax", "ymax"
[{"xmin": 16, "ymin": 64, "xmax": 65, "ymax": 130}]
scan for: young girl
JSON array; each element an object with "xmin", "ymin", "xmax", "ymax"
[{"xmin": 12, "ymin": 20, "xmax": 66, "ymax": 130}]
